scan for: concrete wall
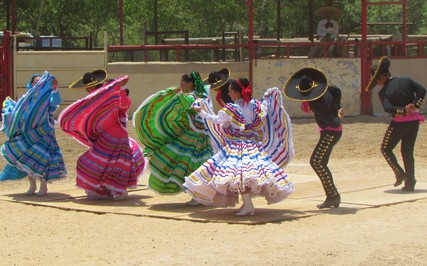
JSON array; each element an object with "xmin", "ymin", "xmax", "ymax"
[
  {"xmin": 371, "ymin": 58, "xmax": 427, "ymax": 116},
  {"xmin": 106, "ymin": 62, "xmax": 249, "ymax": 115},
  {"xmin": 107, "ymin": 58, "xmax": 427, "ymax": 117},
  {"xmin": 252, "ymin": 58, "xmax": 361, "ymax": 117},
  {"xmin": 106, "ymin": 59, "xmax": 361, "ymax": 117},
  {"xmin": 13, "ymin": 50, "xmax": 427, "ymax": 118},
  {"xmin": 253, "ymin": 58, "xmax": 427, "ymax": 116},
  {"xmin": 14, "ymin": 50, "xmax": 107, "ymax": 114}
]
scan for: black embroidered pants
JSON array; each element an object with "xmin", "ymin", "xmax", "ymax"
[
  {"xmin": 381, "ymin": 120, "xmax": 420, "ymax": 184},
  {"xmin": 310, "ymin": 130, "xmax": 342, "ymax": 197}
]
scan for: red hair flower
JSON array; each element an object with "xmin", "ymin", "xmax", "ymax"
[{"xmin": 238, "ymin": 79, "xmax": 252, "ymax": 106}]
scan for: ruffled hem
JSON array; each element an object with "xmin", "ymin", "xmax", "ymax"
[
  {"xmin": 75, "ymin": 149, "xmax": 146, "ymax": 198},
  {"xmin": 146, "ymin": 184, "xmax": 182, "ymax": 196},
  {"xmin": 0, "ymin": 163, "xmax": 67, "ymax": 183},
  {"xmin": 184, "ymin": 172, "xmax": 294, "ymax": 207},
  {"xmin": 147, "ymin": 171, "xmax": 185, "ymax": 195},
  {"xmin": 77, "ymin": 175, "xmax": 129, "ymax": 197},
  {"xmin": 183, "ymin": 141, "xmax": 294, "ymax": 207},
  {"xmin": 1, "ymin": 121, "xmax": 67, "ymax": 181},
  {"xmin": 0, "ymin": 164, "xmax": 28, "ymax": 181},
  {"xmin": 260, "ymin": 87, "xmax": 294, "ymax": 168}
]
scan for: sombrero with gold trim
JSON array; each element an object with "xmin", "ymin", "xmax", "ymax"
[
  {"xmin": 203, "ymin": 68, "xmax": 230, "ymax": 90},
  {"xmin": 283, "ymin": 67, "xmax": 328, "ymax": 102},
  {"xmin": 69, "ymin": 69, "xmax": 108, "ymax": 90},
  {"xmin": 365, "ymin": 56, "xmax": 391, "ymax": 92}
]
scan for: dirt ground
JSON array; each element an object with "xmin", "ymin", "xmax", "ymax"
[{"xmin": 1, "ymin": 115, "xmax": 427, "ymax": 265}]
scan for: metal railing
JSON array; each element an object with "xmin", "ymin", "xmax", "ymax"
[{"xmin": 107, "ymin": 38, "xmax": 427, "ymax": 62}]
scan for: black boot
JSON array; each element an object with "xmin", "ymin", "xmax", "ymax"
[
  {"xmin": 402, "ymin": 180, "xmax": 416, "ymax": 192},
  {"xmin": 394, "ymin": 173, "xmax": 407, "ymax": 187},
  {"xmin": 317, "ymin": 194, "xmax": 341, "ymax": 209}
]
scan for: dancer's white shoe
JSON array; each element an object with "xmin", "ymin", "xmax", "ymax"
[
  {"xmin": 186, "ymin": 198, "xmax": 201, "ymax": 206},
  {"xmin": 114, "ymin": 190, "xmax": 128, "ymax": 200},
  {"xmin": 235, "ymin": 193, "xmax": 255, "ymax": 216},
  {"xmin": 25, "ymin": 177, "xmax": 37, "ymax": 195},
  {"xmin": 37, "ymin": 179, "xmax": 48, "ymax": 196}
]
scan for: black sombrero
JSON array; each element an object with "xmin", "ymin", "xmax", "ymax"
[
  {"xmin": 283, "ymin": 67, "xmax": 328, "ymax": 102},
  {"xmin": 203, "ymin": 68, "xmax": 230, "ymax": 90},
  {"xmin": 69, "ymin": 69, "xmax": 108, "ymax": 90},
  {"xmin": 365, "ymin": 56, "xmax": 391, "ymax": 92}
]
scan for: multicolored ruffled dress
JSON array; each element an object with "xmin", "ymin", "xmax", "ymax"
[
  {"xmin": 184, "ymin": 87, "xmax": 294, "ymax": 207},
  {"xmin": 59, "ymin": 76, "xmax": 146, "ymax": 198},
  {"xmin": 132, "ymin": 87, "xmax": 213, "ymax": 194},
  {"xmin": 0, "ymin": 72, "xmax": 67, "ymax": 182}
]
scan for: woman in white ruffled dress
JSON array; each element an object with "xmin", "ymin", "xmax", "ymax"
[{"xmin": 184, "ymin": 78, "xmax": 294, "ymax": 216}]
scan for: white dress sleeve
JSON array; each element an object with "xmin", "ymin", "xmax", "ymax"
[{"xmin": 199, "ymin": 110, "xmax": 232, "ymax": 126}]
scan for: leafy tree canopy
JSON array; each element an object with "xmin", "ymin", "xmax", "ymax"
[{"xmin": 1, "ymin": 0, "xmax": 426, "ymax": 46}]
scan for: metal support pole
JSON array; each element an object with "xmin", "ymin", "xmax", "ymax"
[
  {"xmin": 361, "ymin": 0, "xmax": 373, "ymax": 115},
  {"xmin": 402, "ymin": 0, "xmax": 407, "ymax": 41},
  {"xmin": 308, "ymin": 0, "xmax": 313, "ymax": 42},
  {"xmin": 154, "ymin": 0, "xmax": 158, "ymax": 44},
  {"xmin": 12, "ymin": 0, "xmax": 16, "ymax": 34},
  {"xmin": 276, "ymin": 0, "xmax": 281, "ymax": 41},
  {"xmin": 6, "ymin": 0, "xmax": 10, "ymax": 30},
  {"xmin": 246, "ymin": 0, "xmax": 254, "ymax": 86},
  {"xmin": 119, "ymin": 0, "xmax": 124, "ymax": 45}
]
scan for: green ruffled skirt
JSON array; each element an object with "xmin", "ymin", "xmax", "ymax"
[{"xmin": 133, "ymin": 87, "xmax": 212, "ymax": 194}]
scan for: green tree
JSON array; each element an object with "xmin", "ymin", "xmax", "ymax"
[{"xmin": 2, "ymin": 0, "xmax": 427, "ymax": 47}]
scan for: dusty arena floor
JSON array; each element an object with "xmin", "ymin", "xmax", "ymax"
[{"xmin": 1, "ymin": 115, "xmax": 426, "ymax": 265}]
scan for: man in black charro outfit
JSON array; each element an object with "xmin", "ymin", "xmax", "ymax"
[
  {"xmin": 284, "ymin": 67, "xmax": 343, "ymax": 209},
  {"xmin": 366, "ymin": 56, "xmax": 426, "ymax": 191}
]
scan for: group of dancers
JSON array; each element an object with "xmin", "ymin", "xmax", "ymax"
[{"xmin": 1, "ymin": 56, "xmax": 425, "ymax": 216}]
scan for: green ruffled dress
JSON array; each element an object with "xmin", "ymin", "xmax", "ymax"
[{"xmin": 132, "ymin": 87, "xmax": 212, "ymax": 194}]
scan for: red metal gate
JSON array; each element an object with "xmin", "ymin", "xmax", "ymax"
[
  {"xmin": 360, "ymin": 0, "xmax": 409, "ymax": 115},
  {"xmin": 0, "ymin": 30, "xmax": 13, "ymax": 104}
]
